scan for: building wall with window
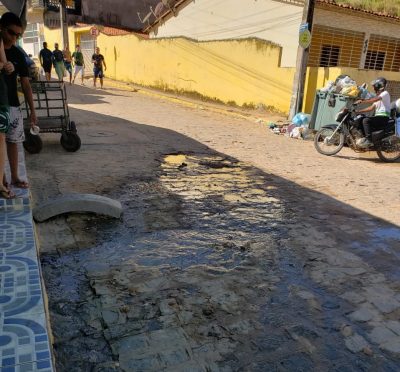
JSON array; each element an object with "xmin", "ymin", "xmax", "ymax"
[
  {"xmin": 311, "ymin": 6, "xmax": 400, "ymax": 72},
  {"xmin": 22, "ymin": 21, "xmax": 44, "ymax": 57},
  {"xmin": 29, "ymin": 1, "xmax": 400, "ymax": 114},
  {"xmin": 21, "ymin": 8, "xmax": 45, "ymax": 58},
  {"xmin": 149, "ymin": 0, "xmax": 400, "ymax": 74},
  {"xmin": 308, "ymin": 25, "xmax": 364, "ymax": 68}
]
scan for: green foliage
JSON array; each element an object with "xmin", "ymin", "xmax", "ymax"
[{"xmin": 336, "ymin": 0, "xmax": 400, "ymax": 17}]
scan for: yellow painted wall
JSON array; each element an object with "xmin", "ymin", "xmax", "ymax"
[
  {"xmin": 43, "ymin": 26, "xmax": 77, "ymax": 49},
  {"xmin": 97, "ymin": 33, "xmax": 296, "ymax": 113},
  {"xmin": 43, "ymin": 26, "xmax": 400, "ymax": 115}
]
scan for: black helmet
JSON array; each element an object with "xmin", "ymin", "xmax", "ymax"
[{"xmin": 371, "ymin": 77, "xmax": 387, "ymax": 91}]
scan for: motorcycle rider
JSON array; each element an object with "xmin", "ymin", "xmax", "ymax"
[{"xmin": 355, "ymin": 77, "xmax": 391, "ymax": 148}]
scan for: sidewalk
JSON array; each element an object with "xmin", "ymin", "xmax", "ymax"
[{"xmin": 0, "ymin": 145, "xmax": 54, "ymax": 371}]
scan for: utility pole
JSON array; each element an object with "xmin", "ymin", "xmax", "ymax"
[
  {"xmin": 59, "ymin": 0, "xmax": 69, "ymax": 48},
  {"xmin": 289, "ymin": 0, "xmax": 315, "ymax": 119}
]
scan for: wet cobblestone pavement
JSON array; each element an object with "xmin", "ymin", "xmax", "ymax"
[
  {"xmin": 21, "ymin": 83, "xmax": 400, "ymax": 371},
  {"xmin": 40, "ymin": 153, "xmax": 400, "ymax": 371}
]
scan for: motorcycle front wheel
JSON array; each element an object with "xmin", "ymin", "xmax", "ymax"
[
  {"xmin": 314, "ymin": 127, "xmax": 345, "ymax": 156},
  {"xmin": 376, "ymin": 141, "xmax": 400, "ymax": 163}
]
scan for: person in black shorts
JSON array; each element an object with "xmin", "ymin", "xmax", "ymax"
[
  {"xmin": 92, "ymin": 47, "xmax": 107, "ymax": 88},
  {"xmin": 39, "ymin": 42, "xmax": 53, "ymax": 81}
]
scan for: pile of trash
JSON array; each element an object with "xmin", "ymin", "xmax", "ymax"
[
  {"xmin": 320, "ymin": 74, "xmax": 375, "ymax": 100},
  {"xmin": 268, "ymin": 74, "xmax": 376, "ymax": 140},
  {"xmin": 269, "ymin": 112, "xmax": 313, "ymax": 140}
]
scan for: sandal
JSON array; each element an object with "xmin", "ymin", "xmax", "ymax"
[
  {"xmin": 11, "ymin": 180, "xmax": 29, "ymax": 189},
  {"xmin": 0, "ymin": 187, "xmax": 15, "ymax": 199}
]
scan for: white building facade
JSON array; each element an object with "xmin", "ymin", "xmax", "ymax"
[{"xmin": 149, "ymin": 0, "xmax": 304, "ymax": 68}]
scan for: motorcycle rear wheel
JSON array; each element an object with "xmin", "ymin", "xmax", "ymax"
[
  {"xmin": 376, "ymin": 145, "xmax": 400, "ymax": 163},
  {"xmin": 314, "ymin": 127, "xmax": 345, "ymax": 156}
]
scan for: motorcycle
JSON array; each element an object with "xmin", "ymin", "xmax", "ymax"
[{"xmin": 314, "ymin": 105, "xmax": 400, "ymax": 162}]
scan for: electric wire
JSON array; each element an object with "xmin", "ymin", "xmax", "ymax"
[
  {"xmin": 163, "ymin": 3, "xmax": 298, "ymax": 36},
  {"xmin": 156, "ymin": 10, "xmax": 301, "ymax": 39}
]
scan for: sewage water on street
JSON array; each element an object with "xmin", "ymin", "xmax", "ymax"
[{"xmin": 41, "ymin": 154, "xmax": 400, "ymax": 371}]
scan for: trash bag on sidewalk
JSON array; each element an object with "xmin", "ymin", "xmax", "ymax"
[
  {"xmin": 290, "ymin": 126, "xmax": 302, "ymax": 139},
  {"xmin": 292, "ymin": 112, "xmax": 311, "ymax": 127}
]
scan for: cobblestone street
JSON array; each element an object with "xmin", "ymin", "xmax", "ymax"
[{"xmin": 26, "ymin": 83, "xmax": 400, "ymax": 371}]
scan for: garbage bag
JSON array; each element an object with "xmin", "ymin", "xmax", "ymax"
[
  {"xmin": 286, "ymin": 123, "xmax": 296, "ymax": 136},
  {"xmin": 292, "ymin": 112, "xmax": 311, "ymax": 127},
  {"xmin": 301, "ymin": 127, "xmax": 313, "ymax": 140},
  {"xmin": 320, "ymin": 81, "xmax": 335, "ymax": 93},
  {"xmin": 335, "ymin": 74, "xmax": 350, "ymax": 85},
  {"xmin": 358, "ymin": 87, "xmax": 369, "ymax": 99},
  {"xmin": 341, "ymin": 85, "xmax": 359, "ymax": 98},
  {"xmin": 336, "ymin": 76, "xmax": 357, "ymax": 93},
  {"xmin": 290, "ymin": 126, "xmax": 301, "ymax": 139}
]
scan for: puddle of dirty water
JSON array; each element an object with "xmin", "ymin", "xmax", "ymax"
[
  {"xmin": 373, "ymin": 227, "xmax": 400, "ymax": 241},
  {"xmin": 41, "ymin": 153, "xmax": 399, "ymax": 371},
  {"xmin": 349, "ymin": 225, "xmax": 400, "ymax": 282}
]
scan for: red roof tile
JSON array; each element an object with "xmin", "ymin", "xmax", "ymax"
[{"xmin": 74, "ymin": 23, "xmax": 147, "ymax": 37}]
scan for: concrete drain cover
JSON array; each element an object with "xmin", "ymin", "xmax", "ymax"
[{"xmin": 33, "ymin": 193, "xmax": 122, "ymax": 222}]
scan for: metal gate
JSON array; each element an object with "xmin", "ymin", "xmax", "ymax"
[{"xmin": 79, "ymin": 32, "xmax": 96, "ymax": 76}]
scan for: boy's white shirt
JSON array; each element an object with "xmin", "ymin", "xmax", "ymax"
[{"xmin": 374, "ymin": 90, "xmax": 391, "ymax": 116}]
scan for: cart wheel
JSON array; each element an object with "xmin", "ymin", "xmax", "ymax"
[
  {"xmin": 23, "ymin": 132, "xmax": 43, "ymax": 154},
  {"xmin": 60, "ymin": 132, "xmax": 81, "ymax": 152},
  {"xmin": 70, "ymin": 121, "xmax": 77, "ymax": 133}
]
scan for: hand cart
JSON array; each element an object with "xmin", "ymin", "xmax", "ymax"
[{"xmin": 22, "ymin": 80, "xmax": 81, "ymax": 154}]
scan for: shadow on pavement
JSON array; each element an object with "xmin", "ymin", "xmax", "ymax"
[
  {"xmin": 26, "ymin": 106, "xmax": 400, "ymax": 371},
  {"xmin": 65, "ymin": 83, "xmax": 128, "ymax": 105}
]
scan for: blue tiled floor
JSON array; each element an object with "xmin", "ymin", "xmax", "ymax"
[{"xmin": 1, "ymin": 145, "xmax": 54, "ymax": 371}]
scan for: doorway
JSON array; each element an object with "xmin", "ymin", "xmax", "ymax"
[{"xmin": 79, "ymin": 32, "xmax": 96, "ymax": 75}]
